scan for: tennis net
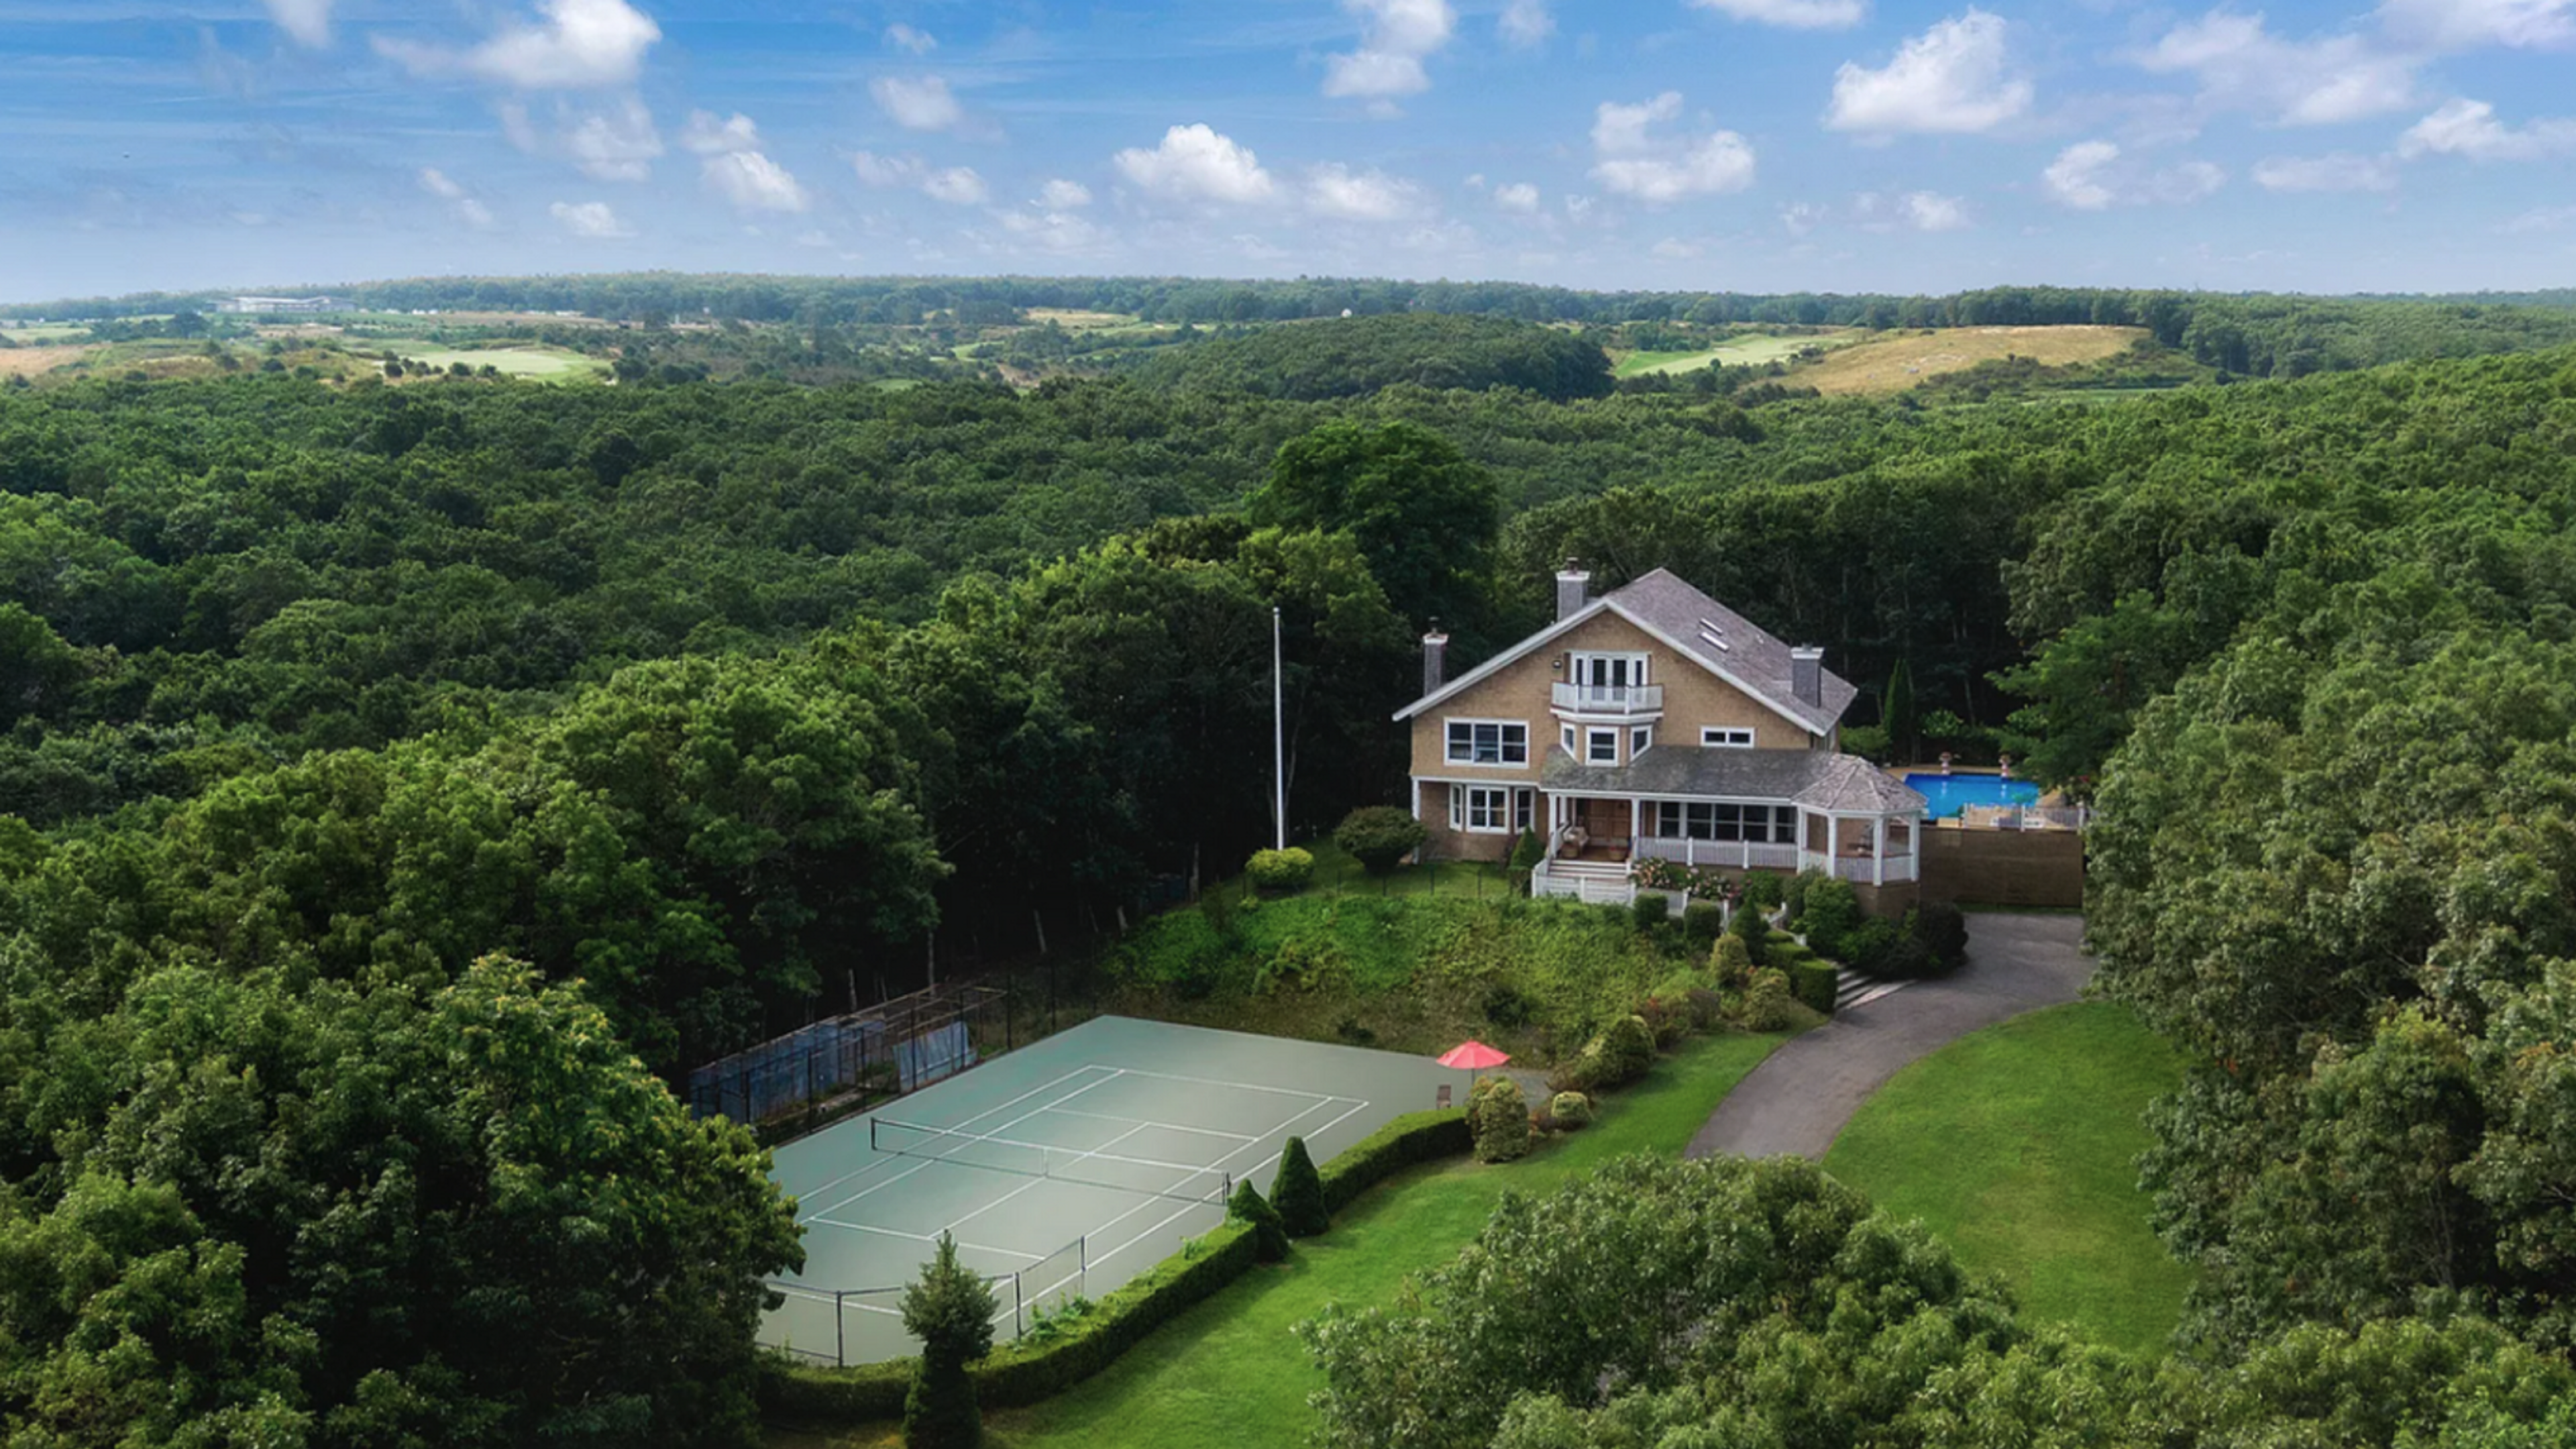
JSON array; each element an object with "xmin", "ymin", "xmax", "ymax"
[{"xmin": 869, "ymin": 1118, "xmax": 1234, "ymax": 1206}]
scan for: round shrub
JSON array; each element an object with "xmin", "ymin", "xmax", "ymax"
[
  {"xmin": 1729, "ymin": 906, "xmax": 1770, "ymax": 968},
  {"xmin": 1334, "ymin": 806, "xmax": 1428, "ymax": 875},
  {"xmin": 1709, "ymin": 932, "xmax": 1753, "ymax": 989},
  {"xmin": 1796, "ymin": 877, "xmax": 1862, "ymax": 961},
  {"xmin": 1468, "ymin": 1076, "xmax": 1532, "ymax": 1163},
  {"xmin": 1738, "ymin": 870, "xmax": 1786, "ymax": 914},
  {"xmin": 1597, "ymin": 1014, "xmax": 1656, "ymax": 1087},
  {"xmin": 1244, "ymin": 847, "xmax": 1315, "ymax": 894},
  {"xmin": 1550, "ymin": 1091, "xmax": 1592, "ymax": 1128},
  {"xmin": 1911, "ymin": 902, "xmax": 1970, "ymax": 973},
  {"xmin": 1742, "ymin": 967, "xmax": 1795, "ymax": 1031},
  {"xmin": 1681, "ymin": 902, "xmax": 1725, "ymax": 951},
  {"xmin": 1630, "ymin": 891, "xmax": 1671, "ymax": 931}
]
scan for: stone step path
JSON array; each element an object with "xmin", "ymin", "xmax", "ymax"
[{"xmin": 1834, "ymin": 969, "xmax": 1909, "ymax": 1013}]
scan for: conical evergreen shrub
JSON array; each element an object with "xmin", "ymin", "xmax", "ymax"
[{"xmin": 1273, "ymin": 1135, "xmax": 1329, "ymax": 1237}]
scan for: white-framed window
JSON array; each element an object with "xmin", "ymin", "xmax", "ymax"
[
  {"xmin": 1587, "ymin": 728, "xmax": 1620, "ymax": 765},
  {"xmin": 1653, "ymin": 802, "xmax": 1798, "ymax": 843},
  {"xmin": 1450, "ymin": 785, "xmax": 1526, "ymax": 834},
  {"xmin": 1631, "ymin": 726, "xmax": 1653, "ymax": 757},
  {"xmin": 1446, "ymin": 719, "xmax": 1529, "ymax": 767},
  {"xmin": 1702, "ymin": 727, "xmax": 1756, "ymax": 749},
  {"xmin": 1560, "ymin": 724, "xmax": 1578, "ymax": 755}
]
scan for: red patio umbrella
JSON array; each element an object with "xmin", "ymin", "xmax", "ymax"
[{"xmin": 1437, "ymin": 1040, "xmax": 1512, "ymax": 1098}]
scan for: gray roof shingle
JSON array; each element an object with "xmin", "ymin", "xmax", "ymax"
[
  {"xmin": 1599, "ymin": 568, "xmax": 1859, "ymax": 736},
  {"xmin": 1541, "ymin": 747, "xmax": 1927, "ymax": 815}
]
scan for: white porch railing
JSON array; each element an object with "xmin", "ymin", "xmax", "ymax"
[
  {"xmin": 1550, "ymin": 683, "xmax": 1665, "ymax": 715},
  {"xmin": 1635, "ymin": 838, "xmax": 1801, "ymax": 871},
  {"xmin": 1531, "ymin": 862, "xmax": 1638, "ymax": 906}
]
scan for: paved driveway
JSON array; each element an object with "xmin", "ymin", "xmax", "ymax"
[{"xmin": 1685, "ymin": 913, "xmax": 2094, "ymax": 1162}]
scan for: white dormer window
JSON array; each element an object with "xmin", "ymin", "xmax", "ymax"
[
  {"xmin": 1703, "ymin": 727, "xmax": 1756, "ymax": 749},
  {"xmin": 1631, "ymin": 726, "xmax": 1653, "ymax": 757},
  {"xmin": 1587, "ymin": 728, "xmax": 1619, "ymax": 765}
]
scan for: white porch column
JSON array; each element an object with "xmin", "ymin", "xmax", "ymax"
[
  {"xmin": 1629, "ymin": 797, "xmax": 1644, "ymax": 855},
  {"xmin": 1872, "ymin": 815, "xmax": 1887, "ymax": 888}
]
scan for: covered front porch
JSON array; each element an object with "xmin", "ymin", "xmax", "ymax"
[{"xmin": 1548, "ymin": 792, "xmax": 1921, "ymax": 887}]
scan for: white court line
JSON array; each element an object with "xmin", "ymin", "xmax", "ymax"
[
  {"xmin": 802, "ymin": 1217, "xmax": 1046, "ymax": 1265},
  {"xmin": 1083, "ymin": 1094, "xmax": 1375, "ymax": 1274},
  {"xmin": 790, "ymin": 1064, "xmax": 1118, "ymax": 1211},
  {"xmin": 937, "ymin": 1122, "xmax": 1155, "ymax": 1236},
  {"xmin": 801, "ymin": 1070, "xmax": 1132, "ymax": 1223},
  {"xmin": 873, "ymin": 1124, "xmax": 1254, "ymax": 1179},
  {"xmin": 1102, "ymin": 1065, "xmax": 1370, "ymax": 1103},
  {"xmin": 1041, "ymin": 1107, "xmax": 1260, "ymax": 1142}
]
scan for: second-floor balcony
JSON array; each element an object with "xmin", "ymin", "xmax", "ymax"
[{"xmin": 1552, "ymin": 682, "xmax": 1665, "ymax": 716}]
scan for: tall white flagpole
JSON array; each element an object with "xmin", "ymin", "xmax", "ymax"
[{"xmin": 1273, "ymin": 605, "xmax": 1287, "ymax": 853}]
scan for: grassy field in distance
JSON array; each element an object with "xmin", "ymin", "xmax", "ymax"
[
  {"xmin": 1613, "ymin": 331, "xmax": 1861, "ymax": 378},
  {"xmin": 381, "ymin": 344, "xmax": 608, "ymax": 381},
  {"xmin": 0, "ymin": 344, "xmax": 101, "ymax": 377},
  {"xmin": 1023, "ymin": 308, "xmax": 1140, "ymax": 329},
  {"xmin": 1793, "ymin": 325, "xmax": 2146, "ymax": 395}
]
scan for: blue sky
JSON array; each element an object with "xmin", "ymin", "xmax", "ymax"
[{"xmin": 2, "ymin": 0, "xmax": 2573, "ymax": 303}]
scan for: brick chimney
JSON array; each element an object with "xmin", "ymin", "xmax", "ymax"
[
  {"xmin": 1555, "ymin": 560, "xmax": 1592, "ymax": 622},
  {"xmin": 1422, "ymin": 626, "xmax": 1451, "ymax": 697},
  {"xmin": 1790, "ymin": 647, "xmax": 1825, "ymax": 708}
]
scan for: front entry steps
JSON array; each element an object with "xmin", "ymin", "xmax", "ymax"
[{"xmin": 1833, "ymin": 969, "xmax": 1910, "ymax": 1013}]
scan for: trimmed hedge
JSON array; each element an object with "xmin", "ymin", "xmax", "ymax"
[
  {"xmin": 763, "ymin": 1107, "xmax": 1472, "ymax": 1428},
  {"xmin": 1788, "ymin": 957, "xmax": 1840, "ymax": 1015},
  {"xmin": 1318, "ymin": 1108, "xmax": 1472, "ymax": 1214}
]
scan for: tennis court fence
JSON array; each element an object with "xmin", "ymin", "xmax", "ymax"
[
  {"xmin": 688, "ymin": 983, "xmax": 1012, "ymax": 1128},
  {"xmin": 765, "ymin": 1235, "xmax": 1093, "ymax": 1367}
]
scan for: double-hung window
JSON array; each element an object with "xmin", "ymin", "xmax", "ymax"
[
  {"xmin": 1446, "ymin": 720, "xmax": 1528, "ymax": 767},
  {"xmin": 1450, "ymin": 786, "xmax": 1533, "ymax": 835},
  {"xmin": 1586, "ymin": 728, "xmax": 1620, "ymax": 765}
]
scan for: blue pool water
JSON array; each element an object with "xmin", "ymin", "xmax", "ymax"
[{"xmin": 1904, "ymin": 772, "xmax": 2043, "ymax": 821}]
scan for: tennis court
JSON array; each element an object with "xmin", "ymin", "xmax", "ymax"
[{"xmin": 763, "ymin": 1016, "xmax": 1451, "ymax": 1365}]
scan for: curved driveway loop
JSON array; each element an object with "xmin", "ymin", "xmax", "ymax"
[{"xmin": 1686, "ymin": 913, "xmax": 2094, "ymax": 1163}]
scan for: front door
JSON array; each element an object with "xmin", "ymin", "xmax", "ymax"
[{"xmin": 1574, "ymin": 798, "xmax": 1633, "ymax": 855}]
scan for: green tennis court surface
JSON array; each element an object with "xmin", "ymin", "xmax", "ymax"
[{"xmin": 764, "ymin": 1016, "xmax": 1451, "ymax": 1364}]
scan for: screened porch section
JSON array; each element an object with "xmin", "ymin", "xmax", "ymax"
[{"xmin": 1599, "ymin": 798, "xmax": 1920, "ymax": 885}]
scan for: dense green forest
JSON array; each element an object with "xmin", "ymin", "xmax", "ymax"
[{"xmin": 5, "ymin": 286, "xmax": 2576, "ymax": 1442}]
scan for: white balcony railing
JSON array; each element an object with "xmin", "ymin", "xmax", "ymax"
[{"xmin": 1552, "ymin": 682, "xmax": 1665, "ymax": 715}]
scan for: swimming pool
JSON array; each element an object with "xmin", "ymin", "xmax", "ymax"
[{"xmin": 1903, "ymin": 772, "xmax": 2043, "ymax": 821}]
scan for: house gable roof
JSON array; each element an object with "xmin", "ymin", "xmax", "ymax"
[
  {"xmin": 1393, "ymin": 568, "xmax": 1859, "ymax": 735},
  {"xmin": 1540, "ymin": 748, "xmax": 1927, "ymax": 815}
]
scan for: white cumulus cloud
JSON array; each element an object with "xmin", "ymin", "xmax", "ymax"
[
  {"xmin": 2398, "ymin": 99, "xmax": 2576, "ymax": 160},
  {"xmin": 999, "ymin": 208, "xmax": 1109, "ymax": 253},
  {"xmin": 1499, "ymin": 0, "xmax": 1554, "ymax": 46},
  {"xmin": 1324, "ymin": 0, "xmax": 1456, "ymax": 104},
  {"xmin": 871, "ymin": 75, "xmax": 963, "ymax": 131},
  {"xmin": 1494, "ymin": 181, "xmax": 1541, "ymax": 213},
  {"xmin": 549, "ymin": 199, "xmax": 631, "ymax": 237},
  {"xmin": 1827, "ymin": 10, "xmax": 2031, "ymax": 135},
  {"xmin": 1898, "ymin": 191, "xmax": 1969, "ymax": 230},
  {"xmin": 704, "ymin": 151, "xmax": 810, "ymax": 212},
  {"xmin": 923, "ymin": 167, "xmax": 989, "ymax": 205},
  {"xmin": 558, "ymin": 97, "xmax": 662, "ymax": 180},
  {"xmin": 1690, "ymin": 0, "xmax": 1866, "ymax": 30},
  {"xmin": 2252, "ymin": 153, "xmax": 2400, "ymax": 191},
  {"xmin": 1038, "ymin": 178, "xmax": 1094, "ymax": 209},
  {"xmin": 884, "ymin": 22, "xmax": 937, "ymax": 54},
  {"xmin": 2043, "ymin": 140, "xmax": 2226, "ymax": 209},
  {"xmin": 680, "ymin": 110, "xmax": 760, "ymax": 155},
  {"xmin": 2138, "ymin": 11, "xmax": 2419, "ymax": 125},
  {"xmin": 2378, "ymin": 0, "xmax": 2576, "ymax": 49},
  {"xmin": 852, "ymin": 151, "xmax": 922, "ymax": 188},
  {"xmin": 419, "ymin": 168, "xmax": 500, "ymax": 229},
  {"xmin": 378, "ymin": 0, "xmax": 661, "ymax": 89},
  {"xmin": 1114, "ymin": 123, "xmax": 1278, "ymax": 203},
  {"xmin": 264, "ymin": 0, "xmax": 334, "ymax": 48},
  {"xmin": 1306, "ymin": 163, "xmax": 1426, "ymax": 221},
  {"xmin": 1587, "ymin": 93, "xmax": 1756, "ymax": 202}
]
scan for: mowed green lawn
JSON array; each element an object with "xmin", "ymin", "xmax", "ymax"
[
  {"xmin": 1613, "ymin": 332, "xmax": 1855, "ymax": 377},
  {"xmin": 775, "ymin": 1031, "xmax": 1786, "ymax": 1449},
  {"xmin": 1823, "ymin": 1002, "xmax": 2194, "ymax": 1356},
  {"xmin": 386, "ymin": 345, "xmax": 606, "ymax": 381}
]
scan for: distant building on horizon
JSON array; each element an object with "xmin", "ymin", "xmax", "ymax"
[{"xmin": 218, "ymin": 296, "xmax": 351, "ymax": 315}]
